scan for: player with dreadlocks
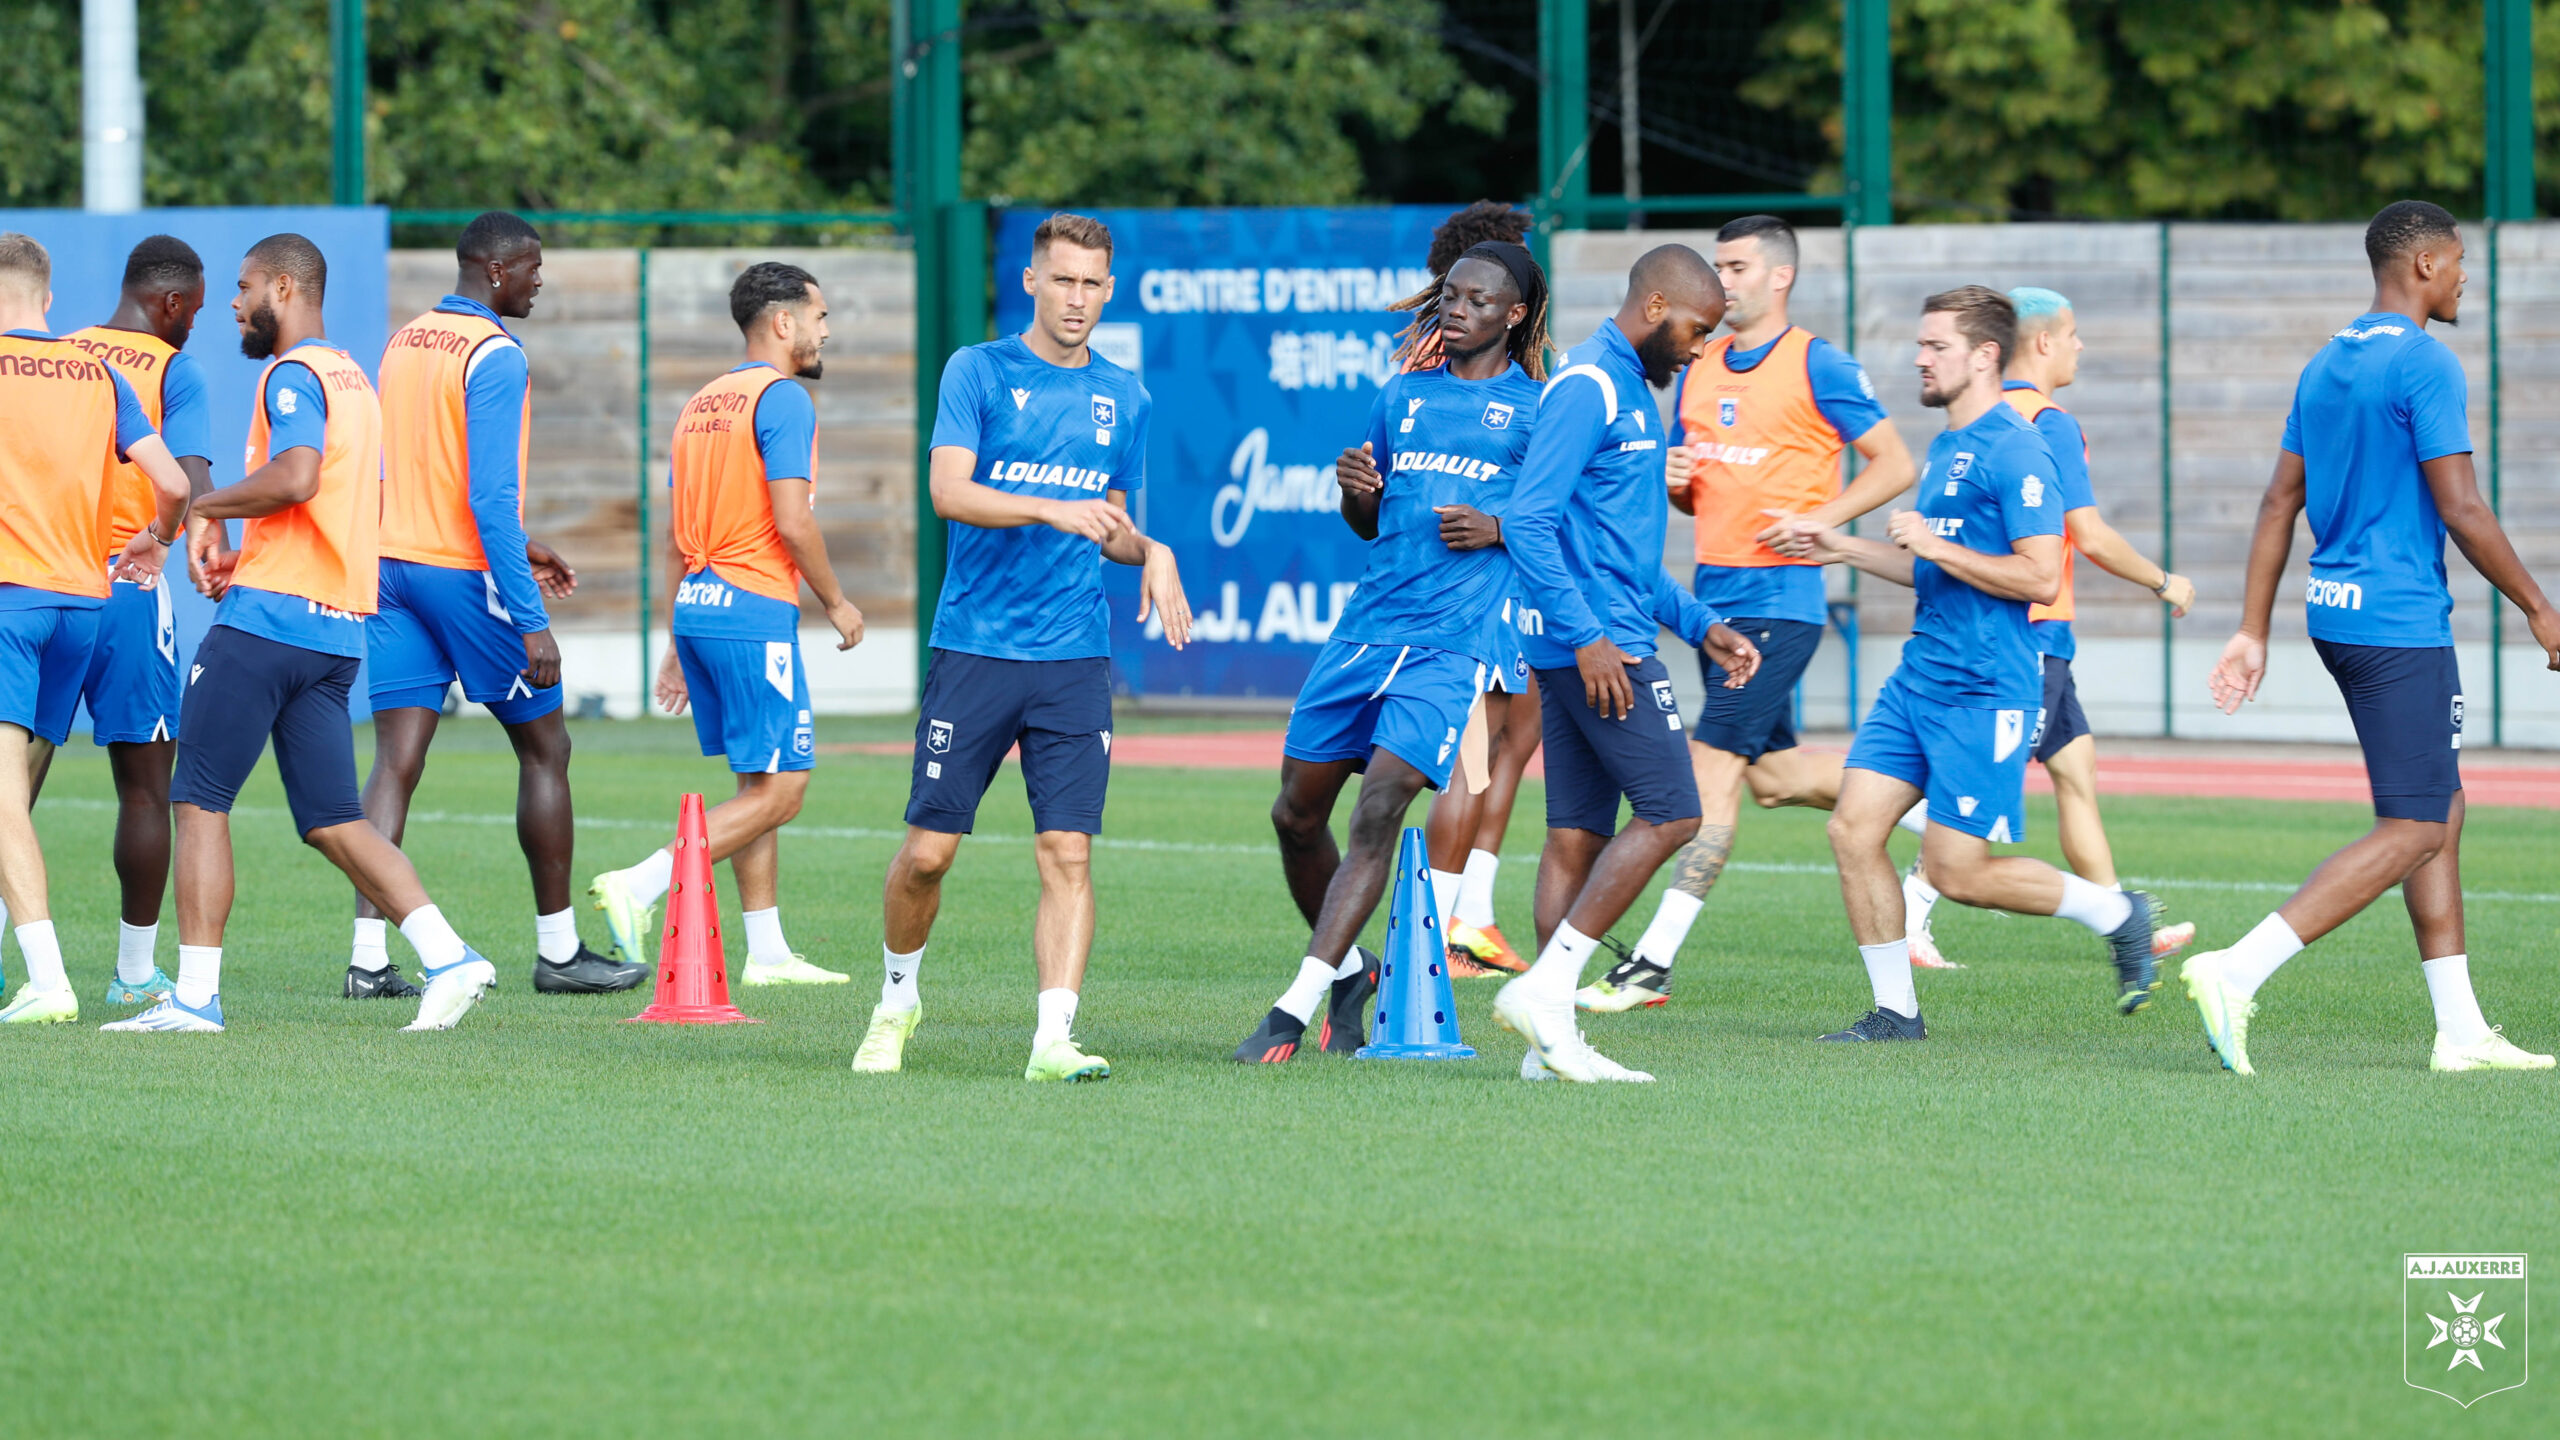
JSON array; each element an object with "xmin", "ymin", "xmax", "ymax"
[{"xmin": 1237, "ymin": 238, "xmax": 1550, "ymax": 1062}]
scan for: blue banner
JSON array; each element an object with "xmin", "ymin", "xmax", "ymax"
[{"xmin": 992, "ymin": 206, "xmax": 1451, "ymax": 700}]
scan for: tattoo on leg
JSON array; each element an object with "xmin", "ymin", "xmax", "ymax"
[{"xmin": 1672, "ymin": 824, "xmax": 1735, "ymax": 900}]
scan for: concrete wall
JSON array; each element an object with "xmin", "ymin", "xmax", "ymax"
[{"xmin": 1554, "ymin": 222, "xmax": 2560, "ymax": 748}]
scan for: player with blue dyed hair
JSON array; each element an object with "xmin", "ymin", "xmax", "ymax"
[{"xmin": 1897, "ymin": 284, "xmax": 2201, "ymax": 969}]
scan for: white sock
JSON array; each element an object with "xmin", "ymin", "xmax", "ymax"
[
  {"xmin": 1276, "ymin": 955, "xmax": 1335, "ymax": 1023},
  {"xmin": 1895, "ymin": 800, "xmax": 1929, "ymax": 838},
  {"xmin": 2221, "ymin": 912, "xmax": 2305, "ymax": 999},
  {"xmin": 350, "ymin": 916, "xmax": 390, "ymax": 972},
  {"xmin": 534, "ymin": 909, "xmax": 580, "ymax": 963},
  {"xmin": 1456, "ymin": 849, "xmax": 1500, "ymax": 928},
  {"xmin": 624, "ymin": 848, "xmax": 675, "ymax": 906},
  {"xmin": 397, "ymin": 904, "xmax": 468, "ymax": 971},
  {"xmin": 1902, "ymin": 869, "xmax": 1940, "ymax": 934},
  {"xmin": 1633, "ymin": 889, "xmax": 1704, "ymax": 967},
  {"xmin": 882, "ymin": 944, "xmax": 922, "ymax": 1011},
  {"xmin": 1035, "ymin": 987, "xmax": 1078, "ymax": 1047},
  {"xmin": 1523, "ymin": 922, "xmax": 1598, "ymax": 1001},
  {"xmin": 1429, "ymin": 869, "xmax": 1463, "ymax": 936},
  {"xmin": 116, "ymin": 921, "xmax": 159, "ymax": 984},
  {"xmin": 2054, "ymin": 873, "xmax": 2133, "ymax": 935},
  {"xmin": 15, "ymin": 920, "xmax": 66, "ymax": 993},
  {"xmin": 1860, "ymin": 939, "xmax": 1919, "ymax": 1016},
  {"xmin": 2421, "ymin": 953, "xmax": 2493, "ymax": 1046},
  {"xmin": 175, "ymin": 944, "xmax": 221, "ymax": 1009},
  {"xmin": 1332, "ymin": 950, "xmax": 1365, "ymax": 979},
  {"xmin": 743, "ymin": 907, "xmax": 790, "ymax": 963}
]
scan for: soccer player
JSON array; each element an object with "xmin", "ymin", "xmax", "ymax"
[
  {"xmin": 1588, "ymin": 214, "xmax": 1916, "ymax": 1011},
  {"xmin": 110, "ymin": 233, "xmax": 499, "ymax": 1034},
  {"xmin": 1237, "ymin": 240, "xmax": 1550, "ymax": 1064},
  {"xmin": 356, "ymin": 213, "xmax": 642, "ymax": 998},
  {"xmin": 1769, "ymin": 286, "xmax": 2157, "ymax": 1043},
  {"xmin": 866, "ymin": 213, "xmax": 1192, "ymax": 1082},
  {"xmin": 1897, "ymin": 286, "xmax": 2199, "ymax": 969},
  {"xmin": 1406, "ymin": 201, "xmax": 1548, "ymax": 978},
  {"xmin": 0, "ymin": 232, "xmax": 191, "ymax": 1024},
  {"xmin": 2191, "ymin": 201, "xmax": 2556, "ymax": 1076},
  {"xmin": 1493, "ymin": 244, "xmax": 1763, "ymax": 1083},
  {"xmin": 587, "ymin": 263, "xmax": 866, "ymax": 987},
  {"xmin": 33, "ymin": 236, "xmax": 221, "ymax": 1008}
]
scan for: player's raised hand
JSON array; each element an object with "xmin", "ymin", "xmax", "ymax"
[
  {"xmin": 1136, "ymin": 541, "xmax": 1192, "ymax": 649},
  {"xmin": 1664, "ymin": 440, "xmax": 1695, "ymax": 500},
  {"xmin": 1703, "ymin": 623, "xmax": 1761, "ymax": 689},
  {"xmin": 1336, "ymin": 441, "xmax": 1383, "ymax": 496},
  {"xmin": 2527, "ymin": 605, "xmax": 2560, "ymax": 672},
  {"xmin": 2208, "ymin": 631, "xmax": 2266, "ymax": 714},
  {"xmin": 112, "ymin": 526, "xmax": 166, "ymax": 588},
  {"xmin": 826, "ymin": 597, "xmax": 865, "ymax": 651},
  {"xmin": 1574, "ymin": 638, "xmax": 1639, "ymax": 719},
  {"xmin": 520, "ymin": 628, "xmax": 562, "ymax": 690},
  {"xmin": 2157, "ymin": 571, "xmax": 2195, "ymax": 617},
  {"xmin": 654, "ymin": 644, "xmax": 690, "ymax": 716},
  {"xmin": 1042, "ymin": 498, "xmax": 1132, "ymax": 544},
  {"xmin": 1434, "ymin": 504, "xmax": 1501, "ymax": 551},
  {"xmin": 528, "ymin": 539, "xmax": 577, "ymax": 598}
]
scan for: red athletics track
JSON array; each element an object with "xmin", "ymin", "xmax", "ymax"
[{"xmin": 827, "ymin": 731, "xmax": 2560, "ymax": 809}]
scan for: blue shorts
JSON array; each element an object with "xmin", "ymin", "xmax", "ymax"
[
  {"xmin": 1535, "ymin": 655, "xmax": 1701, "ymax": 836},
  {"xmin": 1694, "ymin": 616, "xmax": 1823, "ymax": 761},
  {"xmin": 2315, "ymin": 639, "xmax": 2462, "ymax": 822},
  {"xmin": 673, "ymin": 633, "xmax": 814, "ymax": 774},
  {"xmin": 1847, "ymin": 675, "xmax": 2039, "ymax": 843},
  {"xmin": 1484, "ymin": 600, "xmax": 1531, "ymax": 694},
  {"xmin": 907, "ymin": 649, "xmax": 1112, "ymax": 834},
  {"xmin": 171, "ymin": 623, "xmax": 367, "ymax": 835},
  {"xmin": 369, "ymin": 558, "xmax": 561, "ymax": 725},
  {"xmin": 1284, "ymin": 638, "xmax": 1481, "ymax": 789},
  {"xmin": 2032, "ymin": 655, "xmax": 2089, "ymax": 764},
  {"xmin": 0, "ymin": 604, "xmax": 100, "ymax": 746},
  {"xmin": 83, "ymin": 573, "xmax": 178, "ymax": 744}
]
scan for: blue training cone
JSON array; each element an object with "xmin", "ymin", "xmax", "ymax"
[{"xmin": 1355, "ymin": 827, "xmax": 1477, "ymax": 1060}]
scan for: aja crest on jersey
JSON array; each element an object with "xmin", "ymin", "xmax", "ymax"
[
  {"xmin": 1482, "ymin": 401, "xmax": 1514, "ymax": 430},
  {"xmin": 1718, "ymin": 395, "xmax": 1738, "ymax": 428},
  {"xmin": 1091, "ymin": 395, "xmax": 1116, "ymax": 428}
]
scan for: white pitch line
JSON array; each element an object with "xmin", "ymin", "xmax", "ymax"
[{"xmin": 36, "ymin": 797, "xmax": 2560, "ymax": 905}]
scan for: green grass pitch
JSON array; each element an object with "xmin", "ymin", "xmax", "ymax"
[{"xmin": 3, "ymin": 716, "xmax": 2555, "ymax": 1438}]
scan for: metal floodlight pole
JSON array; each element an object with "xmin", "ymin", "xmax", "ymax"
[
  {"xmin": 81, "ymin": 0, "xmax": 144, "ymax": 212},
  {"xmin": 331, "ymin": 0, "xmax": 366, "ymax": 205},
  {"xmin": 1842, "ymin": 0, "xmax": 1891, "ymax": 227}
]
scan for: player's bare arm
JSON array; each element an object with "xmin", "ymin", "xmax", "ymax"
[
  {"xmin": 1337, "ymin": 441, "xmax": 1382, "ymax": 539},
  {"xmin": 527, "ymin": 539, "xmax": 576, "ymax": 598},
  {"xmin": 653, "ymin": 553, "xmax": 690, "ymax": 714},
  {"xmin": 191, "ymin": 443, "xmax": 321, "ymax": 596},
  {"xmin": 1757, "ymin": 418, "xmax": 1916, "ymax": 547},
  {"xmin": 2420, "ymin": 450, "xmax": 2560, "ymax": 668},
  {"xmin": 928, "ymin": 443, "xmax": 1131, "ymax": 545},
  {"xmin": 1893, "ymin": 511, "xmax": 2061, "ymax": 604},
  {"xmin": 1768, "ymin": 512, "xmax": 1914, "ymax": 586},
  {"xmin": 767, "ymin": 476, "xmax": 863, "ymax": 651},
  {"xmin": 1702, "ymin": 622, "xmax": 1761, "ymax": 688},
  {"xmin": 1101, "ymin": 489, "xmax": 1190, "ymax": 648},
  {"xmin": 2209, "ymin": 449, "xmax": 2305, "ymax": 713},
  {"xmin": 109, "ymin": 432, "xmax": 192, "ymax": 585},
  {"xmin": 2064, "ymin": 507, "xmax": 2194, "ymax": 615}
]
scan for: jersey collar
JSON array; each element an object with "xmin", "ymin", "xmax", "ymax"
[{"xmin": 434, "ymin": 293, "xmax": 514, "ymax": 336}]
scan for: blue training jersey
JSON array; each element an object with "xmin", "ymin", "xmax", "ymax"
[
  {"xmin": 1331, "ymin": 361, "xmax": 1542, "ymax": 663},
  {"xmin": 2010, "ymin": 383, "xmax": 2097, "ymax": 661},
  {"xmin": 928, "ymin": 334, "xmax": 1150, "ymax": 661},
  {"xmin": 2280, "ymin": 312, "xmax": 2470, "ymax": 648},
  {"xmin": 1900, "ymin": 402, "xmax": 2064, "ymax": 708},
  {"xmin": 1691, "ymin": 331, "xmax": 1888, "ymax": 624},
  {"xmin": 669, "ymin": 370, "xmax": 816, "ymax": 643},
  {"xmin": 217, "ymin": 356, "xmax": 367, "ymax": 657}
]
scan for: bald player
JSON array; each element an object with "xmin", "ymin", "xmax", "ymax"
[
  {"xmin": 109, "ymin": 233, "xmax": 500, "ymax": 1034},
  {"xmin": 1494, "ymin": 243, "xmax": 1761, "ymax": 1082},
  {"xmin": 355, "ymin": 212, "xmax": 642, "ymax": 999},
  {"xmin": 0, "ymin": 232, "xmax": 191, "ymax": 1024},
  {"xmin": 1589, "ymin": 215, "xmax": 1917, "ymax": 1013}
]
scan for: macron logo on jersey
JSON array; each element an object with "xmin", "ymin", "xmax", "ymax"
[
  {"xmin": 677, "ymin": 576, "xmax": 736, "ymax": 609},
  {"xmin": 2306, "ymin": 575, "xmax": 2366, "ymax": 611},
  {"xmin": 1391, "ymin": 451, "xmax": 1503, "ymax": 483},
  {"xmin": 1011, "ymin": 388, "xmax": 1029, "ymax": 410},
  {"xmin": 985, "ymin": 458, "xmax": 1114, "ymax": 493}
]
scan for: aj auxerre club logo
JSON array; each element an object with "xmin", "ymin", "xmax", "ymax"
[
  {"xmin": 1945, "ymin": 450, "xmax": 1974, "ymax": 483},
  {"xmin": 926, "ymin": 719, "xmax": 953, "ymax": 754},
  {"xmin": 1482, "ymin": 401, "xmax": 1513, "ymax": 430},
  {"xmin": 1718, "ymin": 396, "xmax": 1738, "ymax": 428},
  {"xmin": 2405, "ymin": 1253, "xmax": 2528, "ymax": 1407},
  {"xmin": 1091, "ymin": 395, "xmax": 1116, "ymax": 428}
]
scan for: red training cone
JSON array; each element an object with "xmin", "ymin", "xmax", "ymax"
[{"xmin": 628, "ymin": 793, "xmax": 757, "ymax": 1024}]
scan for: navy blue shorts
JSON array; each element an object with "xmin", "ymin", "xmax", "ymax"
[
  {"xmin": 84, "ymin": 572, "xmax": 178, "ymax": 744},
  {"xmin": 2032, "ymin": 654, "xmax": 2089, "ymax": 764},
  {"xmin": 1535, "ymin": 655, "xmax": 1701, "ymax": 836},
  {"xmin": 2315, "ymin": 639, "xmax": 2462, "ymax": 822},
  {"xmin": 1693, "ymin": 617, "xmax": 1822, "ymax": 761},
  {"xmin": 369, "ymin": 557, "xmax": 561, "ymax": 725},
  {"xmin": 171, "ymin": 624, "xmax": 367, "ymax": 836},
  {"xmin": 907, "ymin": 649, "xmax": 1112, "ymax": 835}
]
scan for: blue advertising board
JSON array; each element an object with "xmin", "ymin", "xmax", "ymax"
[
  {"xmin": 0, "ymin": 207, "xmax": 390, "ymax": 719},
  {"xmin": 990, "ymin": 206, "xmax": 1451, "ymax": 699}
]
